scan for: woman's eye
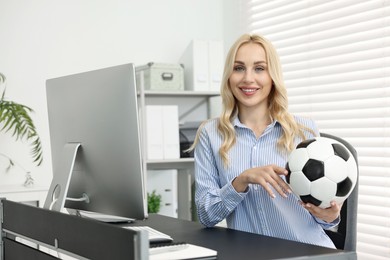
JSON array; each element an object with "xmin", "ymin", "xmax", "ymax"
[
  {"xmin": 255, "ymin": 67, "xmax": 265, "ymax": 72},
  {"xmin": 233, "ymin": 66, "xmax": 245, "ymax": 72}
]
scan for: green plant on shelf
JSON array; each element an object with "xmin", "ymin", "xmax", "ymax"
[{"xmin": 147, "ymin": 190, "xmax": 162, "ymax": 213}]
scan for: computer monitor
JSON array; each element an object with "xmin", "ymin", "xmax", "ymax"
[{"xmin": 44, "ymin": 63, "xmax": 148, "ymax": 221}]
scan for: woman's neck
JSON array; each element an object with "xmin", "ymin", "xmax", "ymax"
[{"xmin": 238, "ymin": 106, "xmax": 272, "ymax": 138}]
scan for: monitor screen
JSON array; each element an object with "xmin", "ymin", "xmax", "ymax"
[{"xmin": 44, "ymin": 63, "xmax": 147, "ymax": 221}]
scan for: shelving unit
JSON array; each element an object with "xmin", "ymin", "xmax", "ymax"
[{"xmin": 137, "ymin": 71, "xmax": 219, "ymax": 220}]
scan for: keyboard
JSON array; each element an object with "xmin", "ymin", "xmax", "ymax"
[
  {"xmin": 124, "ymin": 226, "xmax": 173, "ymax": 243},
  {"xmin": 149, "ymin": 242, "xmax": 188, "ymax": 255},
  {"xmin": 149, "ymin": 243, "xmax": 217, "ymax": 260}
]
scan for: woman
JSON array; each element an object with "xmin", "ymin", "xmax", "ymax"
[{"xmin": 191, "ymin": 34, "xmax": 341, "ymax": 248}]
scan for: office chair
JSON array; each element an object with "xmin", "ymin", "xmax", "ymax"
[{"xmin": 320, "ymin": 133, "xmax": 359, "ymax": 251}]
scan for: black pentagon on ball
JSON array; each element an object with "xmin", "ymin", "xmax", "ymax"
[
  {"xmin": 296, "ymin": 138, "xmax": 316, "ymax": 149},
  {"xmin": 300, "ymin": 195, "xmax": 322, "ymax": 207},
  {"xmin": 332, "ymin": 143, "xmax": 350, "ymax": 161},
  {"xmin": 302, "ymin": 159, "xmax": 324, "ymax": 181},
  {"xmin": 336, "ymin": 177, "xmax": 353, "ymax": 197},
  {"xmin": 285, "ymin": 162, "xmax": 291, "ymax": 184}
]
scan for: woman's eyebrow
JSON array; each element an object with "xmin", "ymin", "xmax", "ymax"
[{"xmin": 234, "ymin": 60, "xmax": 267, "ymax": 65}]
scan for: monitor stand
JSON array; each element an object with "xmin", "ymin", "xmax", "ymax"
[
  {"xmin": 44, "ymin": 142, "xmax": 134, "ymax": 223},
  {"xmin": 44, "ymin": 143, "xmax": 82, "ymax": 212}
]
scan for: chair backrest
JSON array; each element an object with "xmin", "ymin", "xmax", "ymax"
[
  {"xmin": 0, "ymin": 199, "xmax": 149, "ymax": 260},
  {"xmin": 320, "ymin": 133, "xmax": 359, "ymax": 251}
]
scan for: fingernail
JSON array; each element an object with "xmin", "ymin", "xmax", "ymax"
[{"xmin": 271, "ymin": 194, "xmax": 276, "ymax": 198}]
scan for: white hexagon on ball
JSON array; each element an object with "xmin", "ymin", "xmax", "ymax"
[
  {"xmin": 324, "ymin": 156, "xmax": 349, "ymax": 183},
  {"xmin": 306, "ymin": 137, "xmax": 335, "ymax": 161},
  {"xmin": 311, "ymin": 177, "xmax": 337, "ymax": 208},
  {"xmin": 288, "ymin": 149, "xmax": 309, "ymax": 172},
  {"xmin": 289, "ymin": 171, "xmax": 311, "ymax": 196}
]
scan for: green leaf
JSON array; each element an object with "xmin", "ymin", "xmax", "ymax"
[{"xmin": 0, "ymin": 99, "xmax": 43, "ymax": 166}]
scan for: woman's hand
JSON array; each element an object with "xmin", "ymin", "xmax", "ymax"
[
  {"xmin": 300, "ymin": 201, "xmax": 342, "ymax": 223},
  {"xmin": 232, "ymin": 164, "xmax": 292, "ymax": 198}
]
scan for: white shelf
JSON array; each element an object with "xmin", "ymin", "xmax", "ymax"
[
  {"xmin": 139, "ymin": 90, "xmax": 219, "ymax": 97},
  {"xmin": 146, "ymin": 158, "xmax": 194, "ymax": 170}
]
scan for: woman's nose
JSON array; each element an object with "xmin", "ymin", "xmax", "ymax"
[{"xmin": 243, "ymin": 70, "xmax": 255, "ymax": 83}]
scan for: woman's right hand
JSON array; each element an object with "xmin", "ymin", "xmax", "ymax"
[{"xmin": 232, "ymin": 164, "xmax": 292, "ymax": 198}]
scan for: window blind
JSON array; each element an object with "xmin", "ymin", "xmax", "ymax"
[{"xmin": 241, "ymin": 0, "xmax": 390, "ymax": 259}]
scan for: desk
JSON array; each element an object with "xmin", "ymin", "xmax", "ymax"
[{"xmin": 128, "ymin": 214, "xmax": 356, "ymax": 260}]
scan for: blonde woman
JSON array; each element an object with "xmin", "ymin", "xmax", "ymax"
[{"xmin": 192, "ymin": 34, "xmax": 341, "ymax": 248}]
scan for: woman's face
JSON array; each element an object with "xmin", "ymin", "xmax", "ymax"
[{"xmin": 228, "ymin": 42, "xmax": 273, "ymax": 111}]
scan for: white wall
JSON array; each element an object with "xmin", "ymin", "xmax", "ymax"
[{"xmin": 0, "ymin": 0, "xmax": 243, "ymax": 186}]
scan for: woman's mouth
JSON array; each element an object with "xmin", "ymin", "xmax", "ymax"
[{"xmin": 240, "ymin": 87, "xmax": 259, "ymax": 95}]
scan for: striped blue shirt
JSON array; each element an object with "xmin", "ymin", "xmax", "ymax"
[{"xmin": 194, "ymin": 116, "xmax": 337, "ymax": 248}]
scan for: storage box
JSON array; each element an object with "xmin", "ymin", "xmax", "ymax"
[
  {"xmin": 179, "ymin": 40, "xmax": 224, "ymax": 91},
  {"xmin": 136, "ymin": 62, "xmax": 185, "ymax": 91},
  {"xmin": 145, "ymin": 105, "xmax": 180, "ymax": 160}
]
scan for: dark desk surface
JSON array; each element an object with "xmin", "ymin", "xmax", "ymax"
[{"xmin": 125, "ymin": 214, "xmax": 356, "ymax": 260}]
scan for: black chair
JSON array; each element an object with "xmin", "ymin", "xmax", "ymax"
[{"xmin": 320, "ymin": 133, "xmax": 359, "ymax": 251}]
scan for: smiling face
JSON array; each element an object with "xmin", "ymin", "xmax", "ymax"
[{"xmin": 228, "ymin": 42, "xmax": 273, "ymax": 112}]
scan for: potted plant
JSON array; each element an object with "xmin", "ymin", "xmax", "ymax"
[
  {"xmin": 147, "ymin": 190, "xmax": 162, "ymax": 214},
  {"xmin": 0, "ymin": 72, "xmax": 43, "ymax": 185}
]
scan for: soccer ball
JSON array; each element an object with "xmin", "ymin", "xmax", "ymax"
[{"xmin": 286, "ymin": 137, "xmax": 358, "ymax": 208}]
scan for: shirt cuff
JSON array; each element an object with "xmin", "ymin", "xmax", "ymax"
[
  {"xmin": 219, "ymin": 178, "xmax": 247, "ymax": 211},
  {"xmin": 315, "ymin": 215, "xmax": 341, "ymax": 229}
]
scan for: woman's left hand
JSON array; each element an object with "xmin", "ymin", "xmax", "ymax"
[{"xmin": 300, "ymin": 201, "xmax": 342, "ymax": 223}]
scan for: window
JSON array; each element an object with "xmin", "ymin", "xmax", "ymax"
[{"xmin": 241, "ymin": 0, "xmax": 390, "ymax": 259}]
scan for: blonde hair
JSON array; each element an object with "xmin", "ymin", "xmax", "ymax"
[{"xmin": 191, "ymin": 34, "xmax": 312, "ymax": 166}]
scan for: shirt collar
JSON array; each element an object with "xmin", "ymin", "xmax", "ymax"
[{"xmin": 233, "ymin": 115, "xmax": 279, "ymax": 129}]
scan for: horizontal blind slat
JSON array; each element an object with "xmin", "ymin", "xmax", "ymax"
[
  {"xmin": 356, "ymin": 251, "xmax": 390, "ymax": 260},
  {"xmin": 314, "ymin": 128, "xmax": 390, "ymax": 137},
  {"xmin": 358, "ymin": 158, "xmax": 390, "ymax": 167},
  {"xmin": 285, "ymin": 68, "xmax": 389, "ymax": 87},
  {"xmin": 295, "ymin": 118, "xmax": 390, "ymax": 129},
  {"xmin": 289, "ymin": 87, "xmax": 390, "ymax": 103},
  {"xmin": 359, "ymin": 166, "xmax": 390, "ymax": 177},
  {"xmin": 292, "ymin": 108, "xmax": 390, "ymax": 120},
  {"xmin": 356, "ymin": 233, "xmax": 390, "ymax": 249},
  {"xmin": 290, "ymin": 97, "xmax": 390, "ymax": 112},
  {"xmin": 284, "ymin": 59, "xmax": 390, "ymax": 81},
  {"xmin": 286, "ymin": 79, "xmax": 389, "ymax": 94},
  {"xmin": 358, "ymin": 148, "xmax": 390, "ymax": 157},
  {"xmin": 356, "ymin": 241, "xmax": 390, "ymax": 257}
]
